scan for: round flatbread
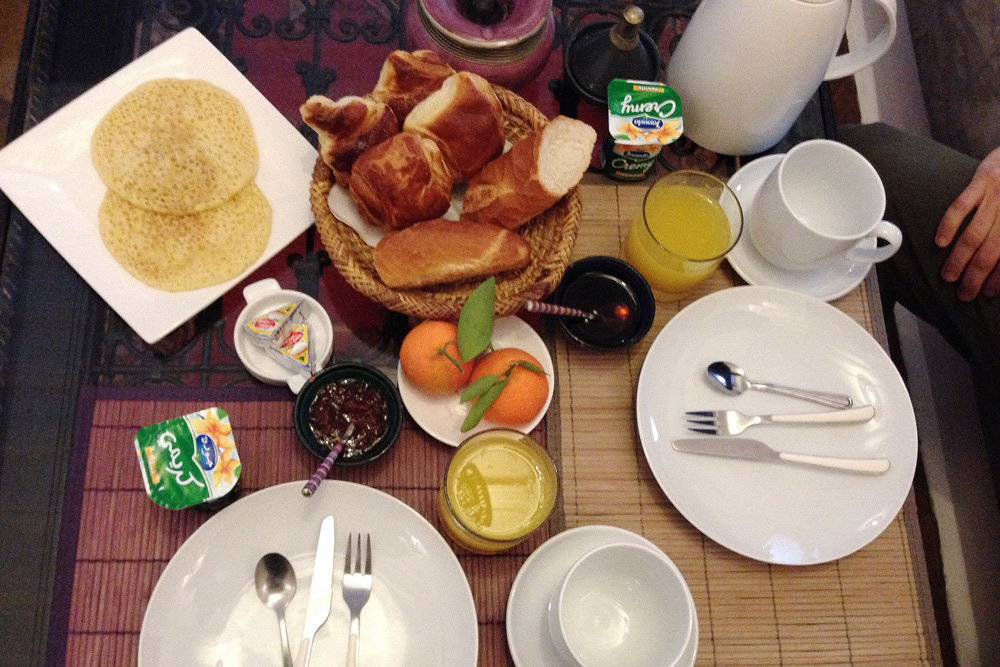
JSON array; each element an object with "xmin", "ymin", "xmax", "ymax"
[
  {"xmin": 98, "ymin": 182, "xmax": 272, "ymax": 292},
  {"xmin": 92, "ymin": 78, "xmax": 259, "ymax": 214}
]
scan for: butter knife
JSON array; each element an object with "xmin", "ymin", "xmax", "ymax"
[
  {"xmin": 296, "ymin": 515, "xmax": 335, "ymax": 667},
  {"xmin": 672, "ymin": 438, "xmax": 890, "ymax": 474}
]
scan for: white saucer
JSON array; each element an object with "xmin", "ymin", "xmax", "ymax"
[
  {"xmin": 506, "ymin": 525, "xmax": 698, "ymax": 667},
  {"xmin": 397, "ymin": 316, "xmax": 553, "ymax": 447},
  {"xmin": 726, "ymin": 154, "xmax": 873, "ymax": 302}
]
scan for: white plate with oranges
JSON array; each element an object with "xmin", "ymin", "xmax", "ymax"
[{"xmin": 397, "ymin": 316, "xmax": 554, "ymax": 447}]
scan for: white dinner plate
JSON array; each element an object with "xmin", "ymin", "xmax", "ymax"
[
  {"xmin": 726, "ymin": 154, "xmax": 874, "ymax": 302},
  {"xmin": 506, "ymin": 525, "xmax": 698, "ymax": 667},
  {"xmin": 397, "ymin": 316, "xmax": 554, "ymax": 447},
  {"xmin": 138, "ymin": 481, "xmax": 478, "ymax": 667},
  {"xmin": 636, "ymin": 286, "xmax": 917, "ymax": 565},
  {"xmin": 0, "ymin": 28, "xmax": 317, "ymax": 344}
]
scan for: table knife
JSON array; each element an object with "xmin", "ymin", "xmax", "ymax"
[
  {"xmin": 295, "ymin": 515, "xmax": 335, "ymax": 667},
  {"xmin": 671, "ymin": 438, "xmax": 890, "ymax": 474}
]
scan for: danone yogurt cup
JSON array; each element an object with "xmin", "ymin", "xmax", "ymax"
[
  {"xmin": 601, "ymin": 78, "xmax": 683, "ymax": 182},
  {"xmin": 134, "ymin": 407, "xmax": 242, "ymax": 511}
]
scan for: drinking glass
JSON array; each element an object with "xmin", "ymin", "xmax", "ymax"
[
  {"xmin": 625, "ymin": 170, "xmax": 743, "ymax": 294},
  {"xmin": 437, "ymin": 428, "xmax": 558, "ymax": 554}
]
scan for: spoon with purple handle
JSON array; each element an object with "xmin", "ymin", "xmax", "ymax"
[{"xmin": 301, "ymin": 424, "xmax": 354, "ymax": 497}]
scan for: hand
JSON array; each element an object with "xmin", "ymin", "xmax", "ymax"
[{"xmin": 937, "ymin": 146, "xmax": 1000, "ymax": 300}]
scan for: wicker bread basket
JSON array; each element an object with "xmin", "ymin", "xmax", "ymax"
[{"xmin": 310, "ymin": 85, "xmax": 582, "ymax": 321}]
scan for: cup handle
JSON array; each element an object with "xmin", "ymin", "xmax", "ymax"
[{"xmin": 845, "ymin": 219, "xmax": 903, "ymax": 264}]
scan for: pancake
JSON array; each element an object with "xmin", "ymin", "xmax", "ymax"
[
  {"xmin": 98, "ymin": 183, "xmax": 272, "ymax": 292},
  {"xmin": 92, "ymin": 78, "xmax": 259, "ymax": 214}
]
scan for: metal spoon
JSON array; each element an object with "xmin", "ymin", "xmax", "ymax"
[
  {"xmin": 706, "ymin": 361, "xmax": 853, "ymax": 409},
  {"xmin": 255, "ymin": 552, "xmax": 297, "ymax": 667}
]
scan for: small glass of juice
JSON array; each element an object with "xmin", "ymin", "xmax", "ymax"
[
  {"xmin": 438, "ymin": 428, "xmax": 558, "ymax": 554},
  {"xmin": 625, "ymin": 170, "xmax": 743, "ymax": 295}
]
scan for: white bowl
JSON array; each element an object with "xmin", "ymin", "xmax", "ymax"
[
  {"xmin": 547, "ymin": 542, "xmax": 694, "ymax": 667},
  {"xmin": 234, "ymin": 278, "xmax": 334, "ymax": 393}
]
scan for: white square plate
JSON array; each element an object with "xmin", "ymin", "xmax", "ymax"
[{"xmin": 0, "ymin": 28, "xmax": 317, "ymax": 344}]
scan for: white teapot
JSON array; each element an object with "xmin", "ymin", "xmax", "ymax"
[{"xmin": 666, "ymin": 0, "xmax": 896, "ymax": 156}]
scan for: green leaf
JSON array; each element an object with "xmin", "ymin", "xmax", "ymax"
[
  {"xmin": 460, "ymin": 374, "xmax": 499, "ymax": 403},
  {"xmin": 457, "ymin": 278, "xmax": 495, "ymax": 362},
  {"xmin": 514, "ymin": 360, "xmax": 545, "ymax": 375},
  {"xmin": 460, "ymin": 377, "xmax": 508, "ymax": 432}
]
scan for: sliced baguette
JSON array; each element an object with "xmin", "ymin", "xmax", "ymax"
[
  {"xmin": 373, "ymin": 218, "xmax": 531, "ymax": 288},
  {"xmin": 460, "ymin": 116, "xmax": 596, "ymax": 229}
]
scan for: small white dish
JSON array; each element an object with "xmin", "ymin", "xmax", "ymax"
[
  {"xmin": 234, "ymin": 279, "xmax": 334, "ymax": 393},
  {"xmin": 0, "ymin": 28, "xmax": 317, "ymax": 344},
  {"xmin": 726, "ymin": 154, "xmax": 873, "ymax": 302},
  {"xmin": 397, "ymin": 316, "xmax": 554, "ymax": 447},
  {"xmin": 506, "ymin": 525, "xmax": 699, "ymax": 667},
  {"xmin": 549, "ymin": 542, "xmax": 693, "ymax": 667}
]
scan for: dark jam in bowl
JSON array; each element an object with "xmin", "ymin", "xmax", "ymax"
[{"xmin": 307, "ymin": 378, "xmax": 388, "ymax": 459}]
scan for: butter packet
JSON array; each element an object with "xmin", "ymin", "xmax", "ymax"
[
  {"xmin": 601, "ymin": 79, "xmax": 683, "ymax": 181},
  {"xmin": 246, "ymin": 301, "xmax": 302, "ymax": 346},
  {"xmin": 134, "ymin": 407, "xmax": 241, "ymax": 511}
]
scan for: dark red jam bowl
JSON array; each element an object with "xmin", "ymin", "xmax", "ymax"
[{"xmin": 293, "ymin": 363, "xmax": 403, "ymax": 466}]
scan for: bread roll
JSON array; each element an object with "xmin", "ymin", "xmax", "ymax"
[
  {"xmin": 403, "ymin": 72, "xmax": 505, "ymax": 182},
  {"xmin": 373, "ymin": 219, "xmax": 531, "ymax": 288},
  {"xmin": 348, "ymin": 132, "xmax": 454, "ymax": 230},
  {"xmin": 461, "ymin": 116, "xmax": 597, "ymax": 229},
  {"xmin": 300, "ymin": 95, "xmax": 398, "ymax": 185},
  {"xmin": 371, "ymin": 50, "xmax": 455, "ymax": 122}
]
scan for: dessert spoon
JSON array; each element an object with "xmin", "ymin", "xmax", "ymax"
[{"xmin": 706, "ymin": 361, "xmax": 853, "ymax": 409}]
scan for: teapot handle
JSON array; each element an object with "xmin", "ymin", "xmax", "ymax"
[{"xmin": 824, "ymin": 0, "xmax": 897, "ymax": 81}]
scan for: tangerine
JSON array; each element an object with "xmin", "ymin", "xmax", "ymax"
[
  {"xmin": 469, "ymin": 348, "xmax": 549, "ymax": 426},
  {"xmin": 400, "ymin": 320, "xmax": 474, "ymax": 394}
]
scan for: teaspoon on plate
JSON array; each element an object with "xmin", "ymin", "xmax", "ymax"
[
  {"xmin": 706, "ymin": 361, "xmax": 853, "ymax": 409},
  {"xmin": 255, "ymin": 552, "xmax": 297, "ymax": 667}
]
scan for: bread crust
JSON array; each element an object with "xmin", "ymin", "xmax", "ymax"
[
  {"xmin": 403, "ymin": 72, "xmax": 505, "ymax": 182},
  {"xmin": 348, "ymin": 132, "xmax": 454, "ymax": 230},
  {"xmin": 300, "ymin": 95, "xmax": 398, "ymax": 186},
  {"xmin": 461, "ymin": 116, "xmax": 596, "ymax": 229},
  {"xmin": 373, "ymin": 218, "xmax": 531, "ymax": 288},
  {"xmin": 371, "ymin": 50, "xmax": 455, "ymax": 122}
]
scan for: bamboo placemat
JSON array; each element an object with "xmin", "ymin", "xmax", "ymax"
[
  {"xmin": 53, "ymin": 386, "xmax": 550, "ymax": 666},
  {"xmin": 554, "ymin": 179, "xmax": 942, "ymax": 665}
]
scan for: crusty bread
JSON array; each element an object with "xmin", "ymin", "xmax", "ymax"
[
  {"xmin": 348, "ymin": 132, "xmax": 454, "ymax": 230},
  {"xmin": 403, "ymin": 72, "xmax": 505, "ymax": 182},
  {"xmin": 461, "ymin": 116, "xmax": 596, "ymax": 229},
  {"xmin": 373, "ymin": 218, "xmax": 531, "ymax": 288},
  {"xmin": 300, "ymin": 95, "xmax": 398, "ymax": 186},
  {"xmin": 371, "ymin": 50, "xmax": 455, "ymax": 123}
]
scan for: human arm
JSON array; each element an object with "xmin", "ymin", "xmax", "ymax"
[{"xmin": 937, "ymin": 146, "xmax": 1000, "ymax": 300}]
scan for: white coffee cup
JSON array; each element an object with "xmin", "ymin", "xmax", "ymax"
[
  {"xmin": 547, "ymin": 542, "xmax": 694, "ymax": 667},
  {"xmin": 749, "ymin": 139, "xmax": 902, "ymax": 271}
]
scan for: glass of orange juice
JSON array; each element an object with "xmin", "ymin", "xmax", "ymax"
[
  {"xmin": 438, "ymin": 428, "xmax": 558, "ymax": 554},
  {"xmin": 625, "ymin": 170, "xmax": 743, "ymax": 294}
]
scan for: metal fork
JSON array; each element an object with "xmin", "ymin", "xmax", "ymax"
[
  {"xmin": 685, "ymin": 404, "xmax": 875, "ymax": 436},
  {"xmin": 342, "ymin": 533, "xmax": 372, "ymax": 667}
]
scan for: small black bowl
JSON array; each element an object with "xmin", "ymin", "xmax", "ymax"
[
  {"xmin": 551, "ymin": 256, "xmax": 656, "ymax": 350},
  {"xmin": 293, "ymin": 362, "xmax": 403, "ymax": 466}
]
